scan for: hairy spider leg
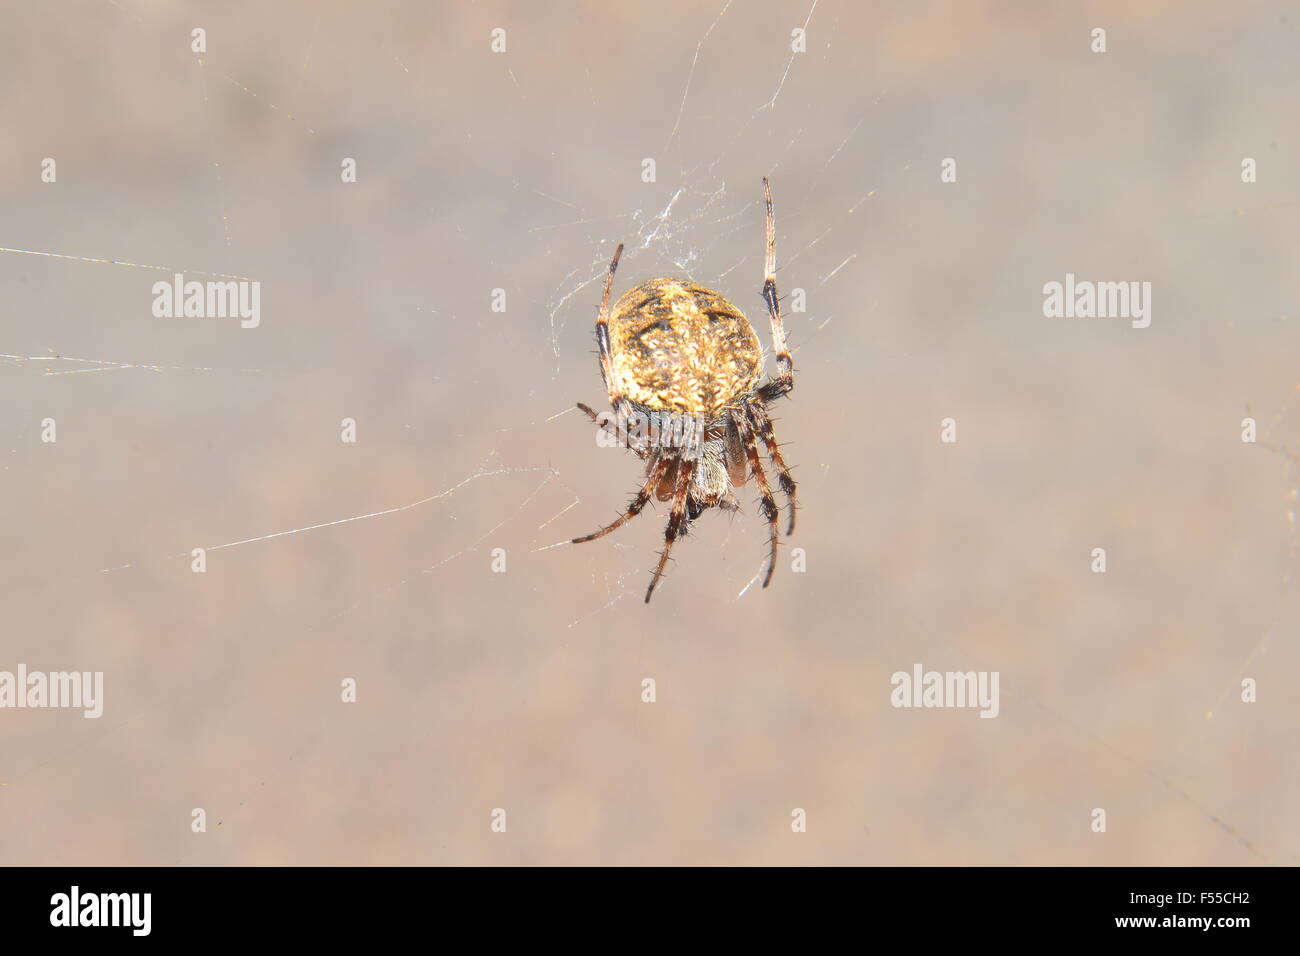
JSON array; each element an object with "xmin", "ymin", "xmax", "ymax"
[
  {"xmin": 572, "ymin": 454, "xmax": 671, "ymax": 544},
  {"xmin": 758, "ymin": 177, "xmax": 795, "ymax": 404},
  {"xmin": 749, "ymin": 402, "xmax": 797, "ymax": 535},
  {"xmin": 645, "ymin": 457, "xmax": 697, "ymax": 602},
  {"xmin": 731, "ymin": 410, "xmax": 782, "ymax": 588},
  {"xmin": 576, "ymin": 401, "xmax": 649, "ymax": 460}
]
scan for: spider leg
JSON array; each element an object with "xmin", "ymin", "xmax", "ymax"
[
  {"xmin": 573, "ymin": 454, "xmax": 670, "ymax": 544},
  {"xmin": 576, "ymin": 401, "xmax": 649, "ymax": 460},
  {"xmin": 589, "ymin": 243, "xmax": 650, "ymax": 454},
  {"xmin": 645, "ymin": 457, "xmax": 696, "ymax": 603},
  {"xmin": 732, "ymin": 410, "xmax": 781, "ymax": 588},
  {"xmin": 595, "ymin": 243, "xmax": 625, "ymax": 399},
  {"xmin": 748, "ymin": 402, "xmax": 797, "ymax": 535},
  {"xmin": 758, "ymin": 178, "xmax": 794, "ymax": 403}
]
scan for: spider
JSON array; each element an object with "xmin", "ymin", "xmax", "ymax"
[{"xmin": 572, "ymin": 178, "xmax": 797, "ymax": 602}]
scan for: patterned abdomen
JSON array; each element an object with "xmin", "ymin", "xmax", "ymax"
[{"xmin": 607, "ymin": 278, "xmax": 763, "ymax": 416}]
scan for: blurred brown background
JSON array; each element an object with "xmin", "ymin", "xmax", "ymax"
[{"xmin": 1, "ymin": 0, "xmax": 1297, "ymax": 865}]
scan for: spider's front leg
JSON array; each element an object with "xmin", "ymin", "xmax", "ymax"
[
  {"xmin": 580, "ymin": 243, "xmax": 653, "ymax": 458},
  {"xmin": 576, "ymin": 402, "xmax": 649, "ymax": 460},
  {"xmin": 732, "ymin": 408, "xmax": 782, "ymax": 588},
  {"xmin": 758, "ymin": 177, "xmax": 795, "ymax": 403},
  {"xmin": 748, "ymin": 402, "xmax": 797, "ymax": 535}
]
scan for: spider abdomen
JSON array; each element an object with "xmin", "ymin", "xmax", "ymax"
[{"xmin": 607, "ymin": 278, "xmax": 763, "ymax": 417}]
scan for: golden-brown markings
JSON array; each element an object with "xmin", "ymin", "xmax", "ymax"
[
  {"xmin": 731, "ymin": 412, "xmax": 781, "ymax": 589},
  {"xmin": 608, "ymin": 279, "xmax": 762, "ymax": 415}
]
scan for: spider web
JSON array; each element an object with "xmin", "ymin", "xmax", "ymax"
[{"xmin": 3, "ymin": 0, "xmax": 1298, "ymax": 867}]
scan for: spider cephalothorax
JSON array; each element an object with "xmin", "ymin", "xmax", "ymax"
[{"xmin": 572, "ymin": 178, "xmax": 798, "ymax": 602}]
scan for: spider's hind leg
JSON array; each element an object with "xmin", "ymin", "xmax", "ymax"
[
  {"xmin": 731, "ymin": 408, "xmax": 781, "ymax": 589},
  {"xmin": 748, "ymin": 402, "xmax": 797, "ymax": 535}
]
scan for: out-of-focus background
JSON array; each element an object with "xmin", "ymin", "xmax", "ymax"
[{"xmin": 1, "ymin": 0, "xmax": 1297, "ymax": 865}]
